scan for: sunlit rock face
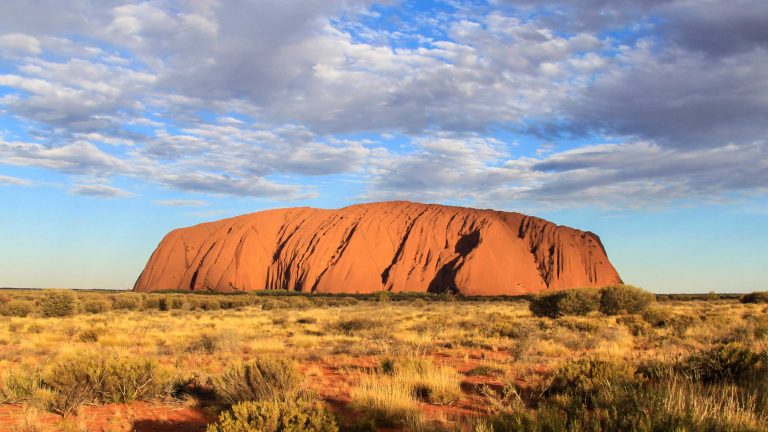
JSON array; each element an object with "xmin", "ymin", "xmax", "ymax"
[{"xmin": 134, "ymin": 201, "xmax": 622, "ymax": 295}]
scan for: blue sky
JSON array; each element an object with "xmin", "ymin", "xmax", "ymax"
[{"xmin": 0, "ymin": 0, "xmax": 766, "ymax": 292}]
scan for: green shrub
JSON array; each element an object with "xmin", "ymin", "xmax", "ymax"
[
  {"xmin": 206, "ymin": 400, "xmax": 338, "ymax": 432},
  {"xmin": 111, "ymin": 295, "xmax": 141, "ymax": 310},
  {"xmin": 212, "ymin": 356, "xmax": 302, "ymax": 404},
  {"xmin": 529, "ymin": 289, "xmax": 600, "ymax": 318},
  {"xmin": 0, "ymin": 299, "xmax": 35, "ymax": 317},
  {"xmin": 76, "ymin": 329, "xmax": 100, "ymax": 343},
  {"xmin": 741, "ymin": 291, "xmax": 768, "ymax": 304},
  {"xmin": 0, "ymin": 367, "xmax": 43, "ymax": 403},
  {"xmin": 261, "ymin": 299, "xmax": 290, "ymax": 310},
  {"xmin": 39, "ymin": 290, "xmax": 77, "ymax": 317},
  {"xmin": 679, "ymin": 343, "xmax": 767, "ymax": 383},
  {"xmin": 43, "ymin": 350, "xmax": 173, "ymax": 415},
  {"xmin": 81, "ymin": 300, "xmax": 111, "ymax": 314},
  {"xmin": 547, "ymin": 358, "xmax": 638, "ymax": 407},
  {"xmin": 200, "ymin": 298, "xmax": 221, "ymax": 311},
  {"xmin": 142, "ymin": 296, "xmax": 161, "ymax": 310},
  {"xmin": 641, "ymin": 307, "xmax": 675, "ymax": 327},
  {"xmin": 615, "ymin": 315, "xmax": 651, "ymax": 336},
  {"xmin": 598, "ymin": 285, "xmax": 655, "ymax": 315},
  {"xmin": 332, "ymin": 317, "xmax": 387, "ymax": 336},
  {"xmin": 186, "ymin": 333, "xmax": 219, "ymax": 354}
]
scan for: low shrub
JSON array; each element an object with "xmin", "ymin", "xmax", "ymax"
[
  {"xmin": 39, "ymin": 290, "xmax": 77, "ymax": 317},
  {"xmin": 641, "ymin": 307, "xmax": 675, "ymax": 327},
  {"xmin": 547, "ymin": 358, "xmax": 638, "ymax": 407},
  {"xmin": 332, "ymin": 317, "xmax": 387, "ymax": 336},
  {"xmin": 199, "ymin": 298, "xmax": 221, "ymax": 311},
  {"xmin": 261, "ymin": 299, "xmax": 290, "ymax": 310},
  {"xmin": 529, "ymin": 289, "xmax": 600, "ymax": 318},
  {"xmin": 0, "ymin": 367, "xmax": 43, "ymax": 403},
  {"xmin": 599, "ymin": 285, "xmax": 655, "ymax": 315},
  {"xmin": 76, "ymin": 328, "xmax": 100, "ymax": 343},
  {"xmin": 616, "ymin": 315, "xmax": 652, "ymax": 336},
  {"xmin": 43, "ymin": 350, "xmax": 173, "ymax": 415},
  {"xmin": 111, "ymin": 295, "xmax": 141, "ymax": 310},
  {"xmin": 81, "ymin": 299, "xmax": 111, "ymax": 314},
  {"xmin": 212, "ymin": 356, "xmax": 302, "ymax": 404},
  {"xmin": 679, "ymin": 343, "xmax": 767, "ymax": 383},
  {"xmin": 142, "ymin": 296, "xmax": 161, "ymax": 310},
  {"xmin": 206, "ymin": 400, "xmax": 338, "ymax": 432},
  {"xmin": 741, "ymin": 291, "xmax": 768, "ymax": 304},
  {"xmin": 186, "ymin": 333, "xmax": 219, "ymax": 354},
  {"xmin": 0, "ymin": 299, "xmax": 35, "ymax": 317}
]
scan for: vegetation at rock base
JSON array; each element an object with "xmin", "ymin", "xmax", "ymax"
[{"xmin": 0, "ymin": 287, "xmax": 765, "ymax": 431}]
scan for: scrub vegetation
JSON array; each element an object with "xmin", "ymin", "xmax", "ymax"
[{"xmin": 0, "ymin": 288, "xmax": 766, "ymax": 431}]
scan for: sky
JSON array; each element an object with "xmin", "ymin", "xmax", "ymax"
[{"xmin": 0, "ymin": 0, "xmax": 766, "ymax": 293}]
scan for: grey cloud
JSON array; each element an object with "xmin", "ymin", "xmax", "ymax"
[
  {"xmin": 159, "ymin": 172, "xmax": 310, "ymax": 200},
  {"xmin": 0, "ymin": 140, "xmax": 125, "ymax": 175},
  {"xmin": 153, "ymin": 199, "xmax": 208, "ymax": 207},
  {"xmin": 659, "ymin": 0, "xmax": 768, "ymax": 58},
  {"xmin": 365, "ymin": 135, "xmax": 531, "ymax": 201},
  {"xmin": 69, "ymin": 183, "xmax": 133, "ymax": 198},
  {"xmin": 367, "ymin": 138, "xmax": 768, "ymax": 207},
  {"xmin": 0, "ymin": 33, "xmax": 41, "ymax": 55},
  {"xmin": 560, "ymin": 48, "xmax": 768, "ymax": 149}
]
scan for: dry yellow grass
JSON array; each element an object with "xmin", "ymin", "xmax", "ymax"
[{"xmin": 0, "ymin": 289, "xmax": 766, "ymax": 431}]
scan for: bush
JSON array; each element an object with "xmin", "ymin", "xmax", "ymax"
[
  {"xmin": 529, "ymin": 289, "xmax": 600, "ymax": 318},
  {"xmin": 39, "ymin": 290, "xmax": 77, "ymax": 317},
  {"xmin": 261, "ymin": 299, "xmax": 290, "ymax": 310},
  {"xmin": 111, "ymin": 295, "xmax": 141, "ymax": 310},
  {"xmin": 741, "ymin": 291, "xmax": 768, "ymax": 304},
  {"xmin": 0, "ymin": 367, "xmax": 43, "ymax": 403},
  {"xmin": 547, "ymin": 358, "xmax": 638, "ymax": 407},
  {"xmin": 200, "ymin": 298, "xmax": 221, "ymax": 311},
  {"xmin": 598, "ymin": 285, "xmax": 655, "ymax": 315},
  {"xmin": 142, "ymin": 296, "xmax": 161, "ymax": 310},
  {"xmin": 212, "ymin": 356, "xmax": 302, "ymax": 404},
  {"xmin": 81, "ymin": 300, "xmax": 111, "ymax": 314},
  {"xmin": 44, "ymin": 350, "xmax": 172, "ymax": 415},
  {"xmin": 186, "ymin": 333, "xmax": 219, "ymax": 354},
  {"xmin": 332, "ymin": 317, "xmax": 387, "ymax": 336},
  {"xmin": 679, "ymin": 343, "xmax": 767, "ymax": 383},
  {"xmin": 76, "ymin": 329, "xmax": 100, "ymax": 343},
  {"xmin": 206, "ymin": 400, "xmax": 338, "ymax": 432},
  {"xmin": 0, "ymin": 299, "xmax": 35, "ymax": 317}
]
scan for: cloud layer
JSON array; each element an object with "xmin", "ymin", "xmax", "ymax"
[{"xmin": 0, "ymin": 0, "xmax": 765, "ymax": 207}]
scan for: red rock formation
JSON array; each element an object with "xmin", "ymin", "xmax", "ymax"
[{"xmin": 134, "ymin": 201, "xmax": 622, "ymax": 295}]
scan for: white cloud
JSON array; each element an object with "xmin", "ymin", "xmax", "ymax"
[
  {"xmin": 0, "ymin": 174, "xmax": 31, "ymax": 186},
  {"xmin": 0, "ymin": 0, "xmax": 765, "ymax": 208},
  {"xmin": 0, "ymin": 33, "xmax": 41, "ymax": 55}
]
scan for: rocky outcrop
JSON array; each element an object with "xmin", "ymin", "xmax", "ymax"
[{"xmin": 134, "ymin": 201, "xmax": 622, "ymax": 295}]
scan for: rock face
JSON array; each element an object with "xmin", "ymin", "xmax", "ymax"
[{"xmin": 134, "ymin": 201, "xmax": 622, "ymax": 295}]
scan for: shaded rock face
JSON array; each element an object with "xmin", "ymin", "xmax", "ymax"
[{"xmin": 134, "ymin": 202, "xmax": 622, "ymax": 295}]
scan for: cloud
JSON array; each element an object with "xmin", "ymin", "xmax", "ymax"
[
  {"xmin": 366, "ymin": 137, "xmax": 768, "ymax": 208},
  {"xmin": 365, "ymin": 134, "xmax": 534, "ymax": 202},
  {"xmin": 0, "ymin": 0, "xmax": 766, "ymax": 208},
  {"xmin": 153, "ymin": 199, "xmax": 208, "ymax": 207},
  {"xmin": 0, "ymin": 33, "xmax": 41, "ymax": 55},
  {"xmin": 555, "ymin": 46, "xmax": 768, "ymax": 149},
  {"xmin": 0, "ymin": 174, "xmax": 31, "ymax": 186},
  {"xmin": 69, "ymin": 183, "xmax": 133, "ymax": 198},
  {"xmin": 0, "ymin": 140, "xmax": 125, "ymax": 175}
]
